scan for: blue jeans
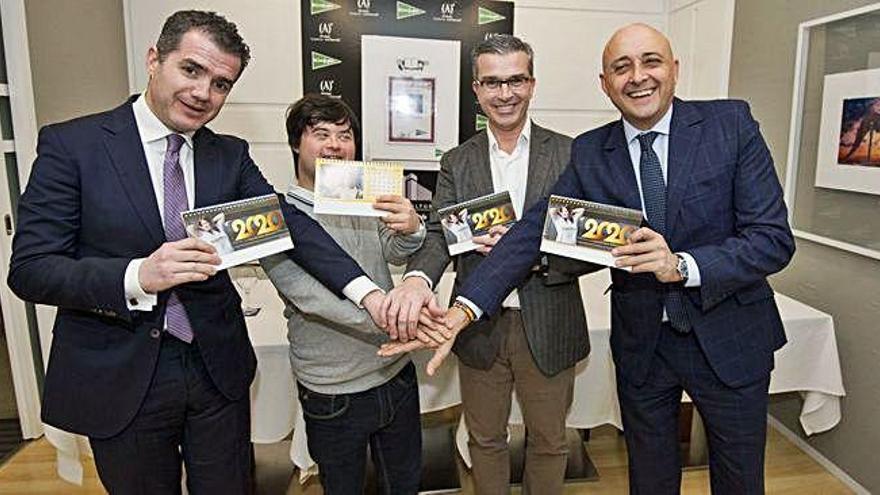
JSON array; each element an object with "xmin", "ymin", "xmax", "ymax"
[{"xmin": 298, "ymin": 362, "xmax": 422, "ymax": 495}]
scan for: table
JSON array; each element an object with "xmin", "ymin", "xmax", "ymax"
[{"xmin": 45, "ymin": 270, "xmax": 846, "ymax": 484}]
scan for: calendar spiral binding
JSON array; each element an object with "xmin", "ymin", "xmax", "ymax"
[
  {"xmin": 547, "ymin": 195, "xmax": 643, "ymax": 223},
  {"xmin": 437, "ymin": 190, "xmax": 512, "ymax": 217},
  {"xmin": 185, "ymin": 193, "xmax": 280, "ymax": 218}
]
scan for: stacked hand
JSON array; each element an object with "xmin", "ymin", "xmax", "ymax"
[
  {"xmin": 373, "ymin": 276, "xmax": 475, "ymax": 375},
  {"xmin": 377, "ymin": 304, "xmax": 472, "ymax": 376}
]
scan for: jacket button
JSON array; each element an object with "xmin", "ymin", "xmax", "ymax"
[{"xmin": 149, "ymin": 328, "xmax": 161, "ymax": 339}]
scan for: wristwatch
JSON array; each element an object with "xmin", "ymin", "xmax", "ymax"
[{"xmin": 675, "ymin": 254, "xmax": 689, "ymax": 282}]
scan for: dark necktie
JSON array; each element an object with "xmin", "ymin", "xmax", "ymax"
[
  {"xmin": 637, "ymin": 132, "xmax": 691, "ymax": 332},
  {"xmin": 162, "ymin": 134, "xmax": 194, "ymax": 343}
]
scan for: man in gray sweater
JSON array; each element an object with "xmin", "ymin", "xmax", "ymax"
[{"xmin": 261, "ymin": 94, "xmax": 425, "ymax": 494}]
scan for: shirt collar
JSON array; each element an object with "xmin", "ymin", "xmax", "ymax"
[
  {"xmin": 487, "ymin": 118, "xmax": 531, "ymax": 154},
  {"xmin": 132, "ymin": 94, "xmax": 195, "ymax": 149},
  {"xmin": 622, "ymin": 103, "xmax": 673, "ymax": 146},
  {"xmin": 286, "ymin": 183, "xmax": 315, "ymax": 206}
]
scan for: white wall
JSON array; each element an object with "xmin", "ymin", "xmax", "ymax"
[
  {"xmin": 668, "ymin": 0, "xmax": 735, "ymax": 100},
  {"xmin": 124, "ymin": 0, "xmax": 734, "ymax": 187}
]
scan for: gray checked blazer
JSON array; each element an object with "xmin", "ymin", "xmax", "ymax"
[{"xmin": 406, "ymin": 122, "xmax": 591, "ymax": 377}]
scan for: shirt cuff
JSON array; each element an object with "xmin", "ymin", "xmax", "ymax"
[
  {"xmin": 124, "ymin": 259, "xmax": 157, "ymax": 311},
  {"xmin": 409, "ymin": 220, "xmax": 427, "ymax": 240},
  {"xmin": 454, "ymin": 296, "xmax": 484, "ymax": 320},
  {"xmin": 678, "ymin": 252, "xmax": 701, "ymax": 287},
  {"xmin": 343, "ymin": 276, "xmax": 384, "ymax": 308},
  {"xmin": 402, "ymin": 271, "xmax": 433, "ymax": 290}
]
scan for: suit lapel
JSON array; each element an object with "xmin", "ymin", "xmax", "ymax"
[
  {"xmin": 463, "ymin": 132, "xmax": 495, "ymax": 199},
  {"xmin": 193, "ymin": 129, "xmax": 221, "ymax": 208},
  {"xmin": 665, "ymin": 99, "xmax": 703, "ymax": 234},
  {"xmin": 603, "ymin": 122, "xmax": 643, "ymax": 211},
  {"xmin": 524, "ymin": 124, "xmax": 551, "ymax": 208},
  {"xmin": 102, "ymin": 100, "xmax": 166, "ymax": 246}
]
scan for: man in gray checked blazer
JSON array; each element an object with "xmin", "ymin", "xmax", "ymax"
[{"xmin": 381, "ymin": 35, "xmax": 592, "ymax": 495}]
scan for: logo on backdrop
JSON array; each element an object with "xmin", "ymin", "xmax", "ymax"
[
  {"xmin": 396, "ymin": 1, "xmax": 426, "ymax": 20},
  {"xmin": 310, "ymin": 0, "xmax": 341, "ymax": 15},
  {"xmin": 319, "ymin": 79, "xmax": 341, "ymax": 98},
  {"xmin": 351, "ymin": 0, "xmax": 379, "ymax": 17},
  {"xmin": 311, "ymin": 51, "xmax": 342, "ymax": 71},
  {"xmin": 478, "ymin": 6, "xmax": 506, "ymax": 25},
  {"xmin": 397, "ymin": 57, "xmax": 428, "ymax": 72},
  {"xmin": 434, "ymin": 2, "xmax": 462, "ymax": 23},
  {"xmin": 311, "ymin": 21, "xmax": 341, "ymax": 43}
]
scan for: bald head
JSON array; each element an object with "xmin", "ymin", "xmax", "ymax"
[
  {"xmin": 599, "ymin": 23, "xmax": 679, "ymax": 130},
  {"xmin": 602, "ymin": 23, "xmax": 673, "ymax": 71}
]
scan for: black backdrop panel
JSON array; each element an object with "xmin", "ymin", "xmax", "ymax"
[{"xmin": 301, "ymin": 0, "xmax": 514, "ymax": 149}]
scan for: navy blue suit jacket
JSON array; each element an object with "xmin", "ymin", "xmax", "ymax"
[
  {"xmin": 8, "ymin": 99, "xmax": 366, "ymax": 438},
  {"xmin": 458, "ymin": 99, "xmax": 795, "ymax": 388}
]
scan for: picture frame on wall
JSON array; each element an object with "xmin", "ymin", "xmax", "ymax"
[
  {"xmin": 783, "ymin": 4, "xmax": 880, "ymax": 260},
  {"xmin": 814, "ymin": 68, "xmax": 880, "ymax": 195},
  {"xmin": 388, "ymin": 76, "xmax": 436, "ymax": 143}
]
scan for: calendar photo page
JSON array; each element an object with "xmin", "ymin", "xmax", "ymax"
[{"xmin": 313, "ymin": 159, "xmax": 404, "ymax": 216}]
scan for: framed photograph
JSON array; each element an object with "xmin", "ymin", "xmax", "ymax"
[
  {"xmin": 814, "ymin": 69, "xmax": 880, "ymax": 195},
  {"xmin": 783, "ymin": 4, "xmax": 880, "ymax": 260},
  {"xmin": 388, "ymin": 76, "xmax": 436, "ymax": 143}
]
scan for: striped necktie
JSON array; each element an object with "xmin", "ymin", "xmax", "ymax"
[{"xmin": 162, "ymin": 134, "xmax": 194, "ymax": 342}]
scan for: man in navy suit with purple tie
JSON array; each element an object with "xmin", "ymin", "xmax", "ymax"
[
  {"xmin": 8, "ymin": 10, "xmax": 387, "ymax": 494},
  {"xmin": 384, "ymin": 24, "xmax": 794, "ymax": 494}
]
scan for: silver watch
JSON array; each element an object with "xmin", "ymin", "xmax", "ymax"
[{"xmin": 675, "ymin": 254, "xmax": 689, "ymax": 282}]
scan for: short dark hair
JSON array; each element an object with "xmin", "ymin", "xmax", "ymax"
[
  {"xmin": 285, "ymin": 94, "xmax": 360, "ymax": 175},
  {"xmin": 156, "ymin": 10, "xmax": 251, "ymax": 78},
  {"xmin": 471, "ymin": 34, "xmax": 534, "ymax": 80}
]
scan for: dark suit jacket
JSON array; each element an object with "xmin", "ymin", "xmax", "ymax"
[
  {"xmin": 458, "ymin": 99, "xmax": 795, "ymax": 388},
  {"xmin": 7, "ymin": 99, "xmax": 366, "ymax": 438},
  {"xmin": 407, "ymin": 123, "xmax": 590, "ymax": 377}
]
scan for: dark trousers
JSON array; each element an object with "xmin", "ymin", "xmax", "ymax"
[
  {"xmin": 90, "ymin": 335, "xmax": 253, "ymax": 495},
  {"xmin": 298, "ymin": 361, "xmax": 422, "ymax": 495},
  {"xmin": 617, "ymin": 324, "xmax": 770, "ymax": 495}
]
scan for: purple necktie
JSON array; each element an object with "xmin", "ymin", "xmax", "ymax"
[{"xmin": 162, "ymin": 134, "xmax": 194, "ymax": 343}]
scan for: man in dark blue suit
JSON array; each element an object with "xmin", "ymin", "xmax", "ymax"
[
  {"xmin": 384, "ymin": 24, "xmax": 795, "ymax": 494},
  {"xmin": 8, "ymin": 10, "xmax": 386, "ymax": 494}
]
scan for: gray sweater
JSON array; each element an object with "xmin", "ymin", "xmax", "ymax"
[{"xmin": 261, "ymin": 185, "xmax": 425, "ymax": 394}]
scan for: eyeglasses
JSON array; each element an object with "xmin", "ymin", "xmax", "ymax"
[{"xmin": 475, "ymin": 76, "xmax": 533, "ymax": 92}]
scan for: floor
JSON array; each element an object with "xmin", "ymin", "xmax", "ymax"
[{"xmin": 0, "ymin": 422, "xmax": 854, "ymax": 494}]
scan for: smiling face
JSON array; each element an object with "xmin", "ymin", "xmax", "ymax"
[
  {"xmin": 295, "ymin": 120, "xmax": 356, "ymax": 189},
  {"xmin": 144, "ymin": 29, "xmax": 241, "ymax": 133},
  {"xmin": 600, "ymin": 24, "xmax": 678, "ymax": 130},
  {"xmin": 472, "ymin": 51, "xmax": 535, "ymax": 135}
]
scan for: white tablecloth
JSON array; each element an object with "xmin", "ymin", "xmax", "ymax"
[{"xmin": 46, "ymin": 271, "xmax": 846, "ymax": 484}]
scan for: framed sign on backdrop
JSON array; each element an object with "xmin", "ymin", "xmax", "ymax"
[{"xmin": 783, "ymin": 4, "xmax": 880, "ymax": 260}]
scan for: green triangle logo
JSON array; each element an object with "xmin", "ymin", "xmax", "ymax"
[
  {"xmin": 434, "ymin": 148, "xmax": 445, "ymax": 158},
  {"xmin": 311, "ymin": 51, "xmax": 342, "ymax": 70},
  {"xmin": 476, "ymin": 114, "xmax": 488, "ymax": 132},
  {"xmin": 397, "ymin": 1, "xmax": 426, "ymax": 20},
  {"xmin": 478, "ymin": 6, "xmax": 505, "ymax": 25},
  {"xmin": 311, "ymin": 0, "xmax": 341, "ymax": 15}
]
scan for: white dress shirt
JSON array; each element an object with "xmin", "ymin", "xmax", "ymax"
[
  {"xmin": 124, "ymin": 94, "xmax": 379, "ymax": 313},
  {"xmin": 486, "ymin": 118, "xmax": 531, "ymax": 309}
]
